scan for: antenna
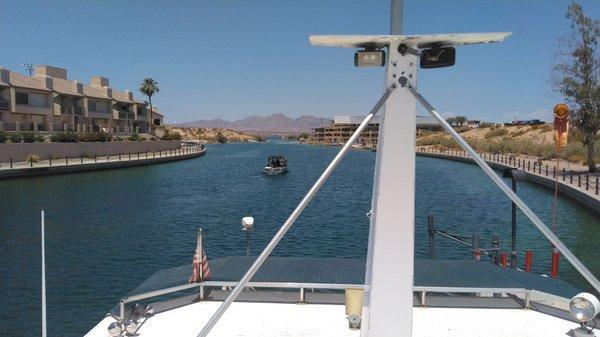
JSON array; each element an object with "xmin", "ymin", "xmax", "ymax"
[
  {"xmin": 22, "ymin": 63, "xmax": 34, "ymax": 76},
  {"xmin": 41, "ymin": 208, "xmax": 47, "ymax": 337}
]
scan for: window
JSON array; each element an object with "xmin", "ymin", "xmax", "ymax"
[
  {"xmin": 95, "ymin": 101, "xmax": 108, "ymax": 112},
  {"xmin": 88, "ymin": 101, "xmax": 96, "ymax": 112},
  {"xmin": 16, "ymin": 92, "xmax": 28, "ymax": 105},
  {"xmin": 29, "ymin": 93, "xmax": 48, "ymax": 107}
]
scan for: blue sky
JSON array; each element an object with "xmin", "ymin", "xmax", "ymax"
[{"xmin": 2, "ymin": 1, "xmax": 599, "ymax": 123}]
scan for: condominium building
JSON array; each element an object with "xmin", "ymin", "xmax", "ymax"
[
  {"xmin": 308, "ymin": 115, "xmax": 440, "ymax": 149},
  {"xmin": 0, "ymin": 65, "xmax": 163, "ymax": 133}
]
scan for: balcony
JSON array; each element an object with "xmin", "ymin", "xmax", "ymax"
[
  {"xmin": 0, "ymin": 99, "xmax": 9, "ymax": 110},
  {"xmin": 89, "ymin": 111, "xmax": 112, "ymax": 119},
  {"xmin": 117, "ymin": 110, "xmax": 134, "ymax": 120},
  {"xmin": 61, "ymin": 106, "xmax": 73, "ymax": 114}
]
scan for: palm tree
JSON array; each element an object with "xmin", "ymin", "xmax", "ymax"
[{"xmin": 139, "ymin": 78, "xmax": 160, "ymax": 134}]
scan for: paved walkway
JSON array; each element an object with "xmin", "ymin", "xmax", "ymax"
[
  {"xmin": 417, "ymin": 147, "xmax": 600, "ymax": 209},
  {"xmin": 0, "ymin": 146, "xmax": 205, "ymax": 178}
]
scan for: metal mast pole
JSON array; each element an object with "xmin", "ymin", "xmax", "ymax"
[
  {"xmin": 390, "ymin": 0, "xmax": 403, "ymax": 34},
  {"xmin": 511, "ymin": 178, "xmax": 517, "ymax": 268},
  {"xmin": 362, "ymin": 0, "xmax": 416, "ymax": 336}
]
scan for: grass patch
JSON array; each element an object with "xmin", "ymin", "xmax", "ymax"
[{"xmin": 484, "ymin": 128, "xmax": 509, "ymax": 138}]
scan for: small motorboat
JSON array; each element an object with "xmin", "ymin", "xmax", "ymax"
[{"xmin": 263, "ymin": 155, "xmax": 288, "ymax": 175}]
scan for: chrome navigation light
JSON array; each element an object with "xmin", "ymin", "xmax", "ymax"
[
  {"xmin": 107, "ymin": 321, "xmax": 122, "ymax": 337},
  {"xmin": 569, "ymin": 292, "xmax": 600, "ymax": 323}
]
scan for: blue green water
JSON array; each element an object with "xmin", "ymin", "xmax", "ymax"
[{"xmin": 0, "ymin": 141, "xmax": 598, "ymax": 336}]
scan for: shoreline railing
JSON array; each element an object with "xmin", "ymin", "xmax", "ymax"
[
  {"xmin": 0, "ymin": 145, "xmax": 204, "ymax": 170},
  {"xmin": 417, "ymin": 147, "xmax": 600, "ymax": 196}
]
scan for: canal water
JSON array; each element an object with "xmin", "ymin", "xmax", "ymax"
[{"xmin": 0, "ymin": 141, "xmax": 598, "ymax": 336}]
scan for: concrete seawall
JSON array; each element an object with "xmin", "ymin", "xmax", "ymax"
[
  {"xmin": 0, "ymin": 147, "xmax": 205, "ymax": 180},
  {"xmin": 0, "ymin": 140, "xmax": 181, "ymax": 162},
  {"xmin": 417, "ymin": 151, "xmax": 600, "ymax": 214}
]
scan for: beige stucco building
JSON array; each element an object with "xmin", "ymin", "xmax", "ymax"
[
  {"xmin": 0, "ymin": 65, "xmax": 163, "ymax": 133},
  {"xmin": 308, "ymin": 115, "xmax": 441, "ymax": 149}
]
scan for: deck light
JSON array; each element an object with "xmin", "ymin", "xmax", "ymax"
[
  {"xmin": 569, "ymin": 292, "xmax": 600, "ymax": 323},
  {"xmin": 107, "ymin": 321, "xmax": 122, "ymax": 337},
  {"xmin": 354, "ymin": 50, "xmax": 386, "ymax": 67},
  {"xmin": 144, "ymin": 304, "xmax": 155, "ymax": 317},
  {"xmin": 124, "ymin": 319, "xmax": 138, "ymax": 334}
]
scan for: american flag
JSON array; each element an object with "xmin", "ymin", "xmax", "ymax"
[{"xmin": 189, "ymin": 250, "xmax": 211, "ymax": 283}]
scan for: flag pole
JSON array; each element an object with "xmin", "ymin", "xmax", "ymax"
[
  {"xmin": 41, "ymin": 208, "xmax": 47, "ymax": 337},
  {"xmin": 197, "ymin": 228, "xmax": 203, "ymax": 281}
]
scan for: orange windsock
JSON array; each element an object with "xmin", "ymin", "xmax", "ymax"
[{"xmin": 553, "ymin": 104, "xmax": 569, "ymax": 151}]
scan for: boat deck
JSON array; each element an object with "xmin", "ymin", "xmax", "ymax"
[
  {"xmin": 85, "ymin": 257, "xmax": 591, "ymax": 336},
  {"xmin": 124, "ymin": 257, "xmax": 580, "ymax": 301},
  {"xmin": 86, "ymin": 301, "xmax": 589, "ymax": 337}
]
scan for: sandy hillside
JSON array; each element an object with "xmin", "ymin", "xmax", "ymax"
[
  {"xmin": 418, "ymin": 124, "xmax": 555, "ymax": 146},
  {"xmin": 165, "ymin": 126, "xmax": 261, "ymax": 143},
  {"xmin": 457, "ymin": 125, "xmax": 554, "ymax": 143}
]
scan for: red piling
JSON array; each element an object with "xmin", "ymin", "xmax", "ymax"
[
  {"xmin": 524, "ymin": 250, "xmax": 533, "ymax": 272},
  {"xmin": 550, "ymin": 248, "xmax": 559, "ymax": 278},
  {"xmin": 500, "ymin": 252, "xmax": 508, "ymax": 267},
  {"xmin": 474, "ymin": 249, "xmax": 481, "ymax": 261}
]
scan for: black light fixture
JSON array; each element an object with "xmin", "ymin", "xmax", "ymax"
[{"xmin": 420, "ymin": 46, "xmax": 456, "ymax": 69}]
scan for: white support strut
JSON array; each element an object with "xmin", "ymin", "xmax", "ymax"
[{"xmin": 361, "ymin": 41, "xmax": 418, "ymax": 337}]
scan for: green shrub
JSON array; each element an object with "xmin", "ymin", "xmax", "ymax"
[
  {"xmin": 0, "ymin": 131, "xmax": 7, "ymax": 143},
  {"xmin": 128, "ymin": 134, "xmax": 142, "ymax": 141},
  {"xmin": 484, "ymin": 128, "xmax": 508, "ymax": 138},
  {"xmin": 26, "ymin": 154, "xmax": 40, "ymax": 163},
  {"xmin": 480, "ymin": 122, "xmax": 496, "ymax": 128},
  {"xmin": 161, "ymin": 130, "xmax": 182, "ymax": 141},
  {"xmin": 416, "ymin": 134, "xmax": 459, "ymax": 149},
  {"xmin": 567, "ymin": 154, "xmax": 586, "ymax": 163},
  {"xmin": 538, "ymin": 124, "xmax": 553, "ymax": 132},
  {"xmin": 50, "ymin": 132, "xmax": 78, "ymax": 143},
  {"xmin": 216, "ymin": 131, "xmax": 228, "ymax": 144},
  {"xmin": 9, "ymin": 133, "xmax": 23, "ymax": 143},
  {"xmin": 455, "ymin": 126, "xmax": 471, "ymax": 133},
  {"xmin": 77, "ymin": 132, "xmax": 111, "ymax": 142},
  {"xmin": 21, "ymin": 132, "xmax": 37, "ymax": 143},
  {"xmin": 569, "ymin": 127, "xmax": 585, "ymax": 142},
  {"xmin": 20, "ymin": 132, "xmax": 45, "ymax": 143},
  {"xmin": 464, "ymin": 137, "xmax": 555, "ymax": 158},
  {"xmin": 510, "ymin": 129, "xmax": 528, "ymax": 137}
]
